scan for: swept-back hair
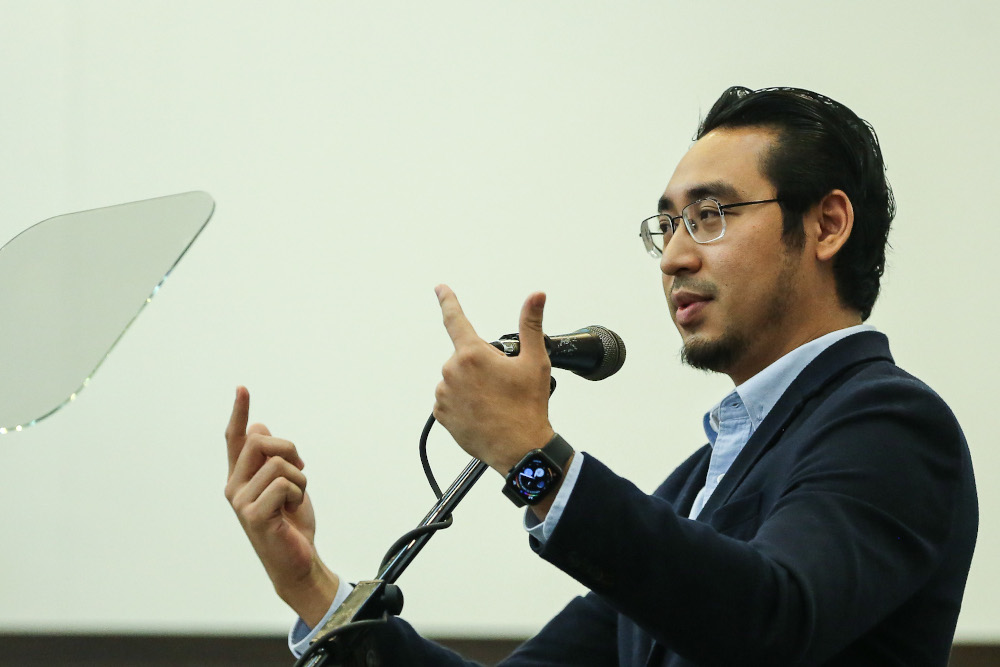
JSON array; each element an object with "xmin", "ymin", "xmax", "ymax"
[{"xmin": 698, "ymin": 86, "xmax": 895, "ymax": 321}]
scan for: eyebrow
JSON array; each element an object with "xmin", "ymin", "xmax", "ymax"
[{"xmin": 658, "ymin": 181, "xmax": 744, "ymax": 213}]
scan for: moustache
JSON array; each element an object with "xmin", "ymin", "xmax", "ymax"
[{"xmin": 670, "ymin": 276, "xmax": 718, "ymax": 299}]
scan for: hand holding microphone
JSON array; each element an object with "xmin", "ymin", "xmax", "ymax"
[
  {"xmin": 434, "ymin": 285, "xmax": 556, "ymax": 474},
  {"xmin": 433, "ymin": 285, "xmax": 624, "ymax": 476}
]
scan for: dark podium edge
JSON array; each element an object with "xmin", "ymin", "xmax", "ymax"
[{"xmin": 0, "ymin": 634, "xmax": 994, "ymax": 666}]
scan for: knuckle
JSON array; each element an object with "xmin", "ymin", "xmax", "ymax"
[
  {"xmin": 272, "ymin": 438, "xmax": 297, "ymax": 458},
  {"xmin": 260, "ymin": 455, "xmax": 280, "ymax": 475},
  {"xmin": 262, "ymin": 455, "xmax": 288, "ymax": 477},
  {"xmin": 454, "ymin": 348, "xmax": 479, "ymax": 367},
  {"xmin": 230, "ymin": 495, "xmax": 250, "ymax": 519},
  {"xmin": 243, "ymin": 504, "xmax": 267, "ymax": 526},
  {"xmin": 261, "ymin": 456, "xmax": 305, "ymax": 488},
  {"xmin": 275, "ymin": 477, "xmax": 299, "ymax": 499}
]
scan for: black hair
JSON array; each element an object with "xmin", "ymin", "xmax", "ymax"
[{"xmin": 698, "ymin": 86, "xmax": 895, "ymax": 321}]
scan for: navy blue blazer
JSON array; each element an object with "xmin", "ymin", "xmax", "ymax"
[{"xmin": 358, "ymin": 332, "xmax": 978, "ymax": 666}]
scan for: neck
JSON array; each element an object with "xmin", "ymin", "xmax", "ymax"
[{"xmin": 726, "ymin": 308, "xmax": 862, "ymax": 385}]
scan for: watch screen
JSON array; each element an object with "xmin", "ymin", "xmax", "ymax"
[{"xmin": 515, "ymin": 456, "xmax": 554, "ymax": 500}]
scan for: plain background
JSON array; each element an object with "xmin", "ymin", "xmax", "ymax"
[{"xmin": 0, "ymin": 0, "xmax": 996, "ymax": 643}]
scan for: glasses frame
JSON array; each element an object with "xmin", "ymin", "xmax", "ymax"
[{"xmin": 639, "ymin": 197, "xmax": 781, "ymax": 257}]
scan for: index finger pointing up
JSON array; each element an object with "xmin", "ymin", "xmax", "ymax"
[
  {"xmin": 225, "ymin": 386, "xmax": 250, "ymax": 476},
  {"xmin": 436, "ymin": 284, "xmax": 480, "ymax": 348}
]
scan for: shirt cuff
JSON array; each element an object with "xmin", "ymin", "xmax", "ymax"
[
  {"xmin": 288, "ymin": 577, "xmax": 355, "ymax": 658},
  {"xmin": 524, "ymin": 451, "xmax": 585, "ymax": 544}
]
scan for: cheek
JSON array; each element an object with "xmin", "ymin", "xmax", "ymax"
[
  {"xmin": 662, "ymin": 274, "xmax": 678, "ymax": 314},
  {"xmin": 727, "ymin": 265, "xmax": 782, "ymax": 320},
  {"xmin": 714, "ymin": 265, "xmax": 760, "ymax": 319}
]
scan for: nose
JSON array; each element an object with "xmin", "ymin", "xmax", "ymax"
[{"xmin": 660, "ymin": 222, "xmax": 702, "ymax": 277}]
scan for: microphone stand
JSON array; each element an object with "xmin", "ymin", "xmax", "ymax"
[
  {"xmin": 376, "ymin": 457, "xmax": 489, "ymax": 584},
  {"xmin": 293, "ymin": 458, "xmax": 488, "ymax": 667},
  {"xmin": 294, "ymin": 377, "xmax": 557, "ymax": 667}
]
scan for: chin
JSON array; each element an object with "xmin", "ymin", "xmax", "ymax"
[{"xmin": 681, "ymin": 329, "xmax": 749, "ymax": 374}]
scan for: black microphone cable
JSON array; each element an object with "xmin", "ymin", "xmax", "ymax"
[{"xmin": 293, "ymin": 413, "xmax": 458, "ymax": 667}]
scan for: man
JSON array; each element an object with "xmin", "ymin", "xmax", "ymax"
[{"xmin": 225, "ymin": 86, "xmax": 978, "ymax": 666}]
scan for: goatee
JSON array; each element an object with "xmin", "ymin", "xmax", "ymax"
[{"xmin": 680, "ymin": 328, "xmax": 751, "ymax": 374}]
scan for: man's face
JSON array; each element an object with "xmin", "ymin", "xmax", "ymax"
[{"xmin": 659, "ymin": 127, "xmax": 810, "ymax": 383}]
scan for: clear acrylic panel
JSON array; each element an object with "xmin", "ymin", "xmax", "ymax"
[{"xmin": 0, "ymin": 191, "xmax": 214, "ymax": 433}]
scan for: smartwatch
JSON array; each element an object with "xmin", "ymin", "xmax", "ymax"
[{"xmin": 502, "ymin": 434, "xmax": 574, "ymax": 507}]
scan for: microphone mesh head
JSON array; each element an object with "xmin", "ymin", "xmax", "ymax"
[{"xmin": 583, "ymin": 325, "xmax": 626, "ymax": 381}]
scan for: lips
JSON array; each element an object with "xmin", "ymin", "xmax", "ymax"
[{"xmin": 671, "ymin": 290, "xmax": 713, "ymax": 326}]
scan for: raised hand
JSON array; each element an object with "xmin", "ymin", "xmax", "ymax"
[
  {"xmin": 433, "ymin": 285, "xmax": 556, "ymax": 474},
  {"xmin": 224, "ymin": 386, "xmax": 338, "ymax": 628}
]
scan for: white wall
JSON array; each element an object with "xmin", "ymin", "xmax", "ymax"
[{"xmin": 0, "ymin": 0, "xmax": 996, "ymax": 642}]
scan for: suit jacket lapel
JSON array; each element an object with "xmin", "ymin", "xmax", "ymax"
[{"xmin": 696, "ymin": 332, "xmax": 893, "ymax": 521}]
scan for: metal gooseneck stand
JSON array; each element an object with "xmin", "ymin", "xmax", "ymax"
[
  {"xmin": 293, "ymin": 376, "xmax": 558, "ymax": 667},
  {"xmin": 292, "ymin": 458, "xmax": 489, "ymax": 667}
]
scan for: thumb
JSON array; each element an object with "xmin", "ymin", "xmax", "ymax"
[
  {"xmin": 518, "ymin": 291, "xmax": 548, "ymax": 362},
  {"xmin": 247, "ymin": 422, "xmax": 272, "ymax": 437}
]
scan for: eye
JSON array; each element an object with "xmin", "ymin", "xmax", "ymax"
[
  {"xmin": 657, "ymin": 214, "xmax": 676, "ymax": 234},
  {"xmin": 685, "ymin": 200, "xmax": 723, "ymax": 237},
  {"xmin": 693, "ymin": 202, "xmax": 721, "ymax": 222},
  {"xmin": 699, "ymin": 209, "xmax": 722, "ymax": 234}
]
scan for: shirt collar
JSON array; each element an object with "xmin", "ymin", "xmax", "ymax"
[{"xmin": 703, "ymin": 324, "xmax": 876, "ymax": 443}]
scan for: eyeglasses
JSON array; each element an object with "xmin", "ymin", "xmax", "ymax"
[{"xmin": 639, "ymin": 197, "xmax": 781, "ymax": 257}]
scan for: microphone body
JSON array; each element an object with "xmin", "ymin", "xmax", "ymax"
[{"xmin": 490, "ymin": 326, "xmax": 626, "ymax": 381}]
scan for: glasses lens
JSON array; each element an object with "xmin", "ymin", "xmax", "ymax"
[
  {"xmin": 640, "ymin": 215, "xmax": 665, "ymax": 256},
  {"xmin": 683, "ymin": 200, "xmax": 725, "ymax": 242}
]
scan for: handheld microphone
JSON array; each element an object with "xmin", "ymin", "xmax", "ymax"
[{"xmin": 490, "ymin": 326, "xmax": 626, "ymax": 381}]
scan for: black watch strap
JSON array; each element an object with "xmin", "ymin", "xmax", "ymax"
[{"xmin": 539, "ymin": 434, "xmax": 573, "ymax": 469}]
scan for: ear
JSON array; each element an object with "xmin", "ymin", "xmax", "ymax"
[{"xmin": 812, "ymin": 189, "xmax": 854, "ymax": 262}]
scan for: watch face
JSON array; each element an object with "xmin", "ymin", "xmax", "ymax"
[{"xmin": 514, "ymin": 455, "xmax": 555, "ymax": 501}]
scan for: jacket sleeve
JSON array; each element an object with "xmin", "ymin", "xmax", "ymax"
[{"xmin": 533, "ymin": 370, "xmax": 977, "ymax": 666}]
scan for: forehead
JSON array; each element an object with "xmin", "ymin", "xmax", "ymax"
[{"xmin": 659, "ymin": 127, "xmax": 778, "ymax": 211}]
